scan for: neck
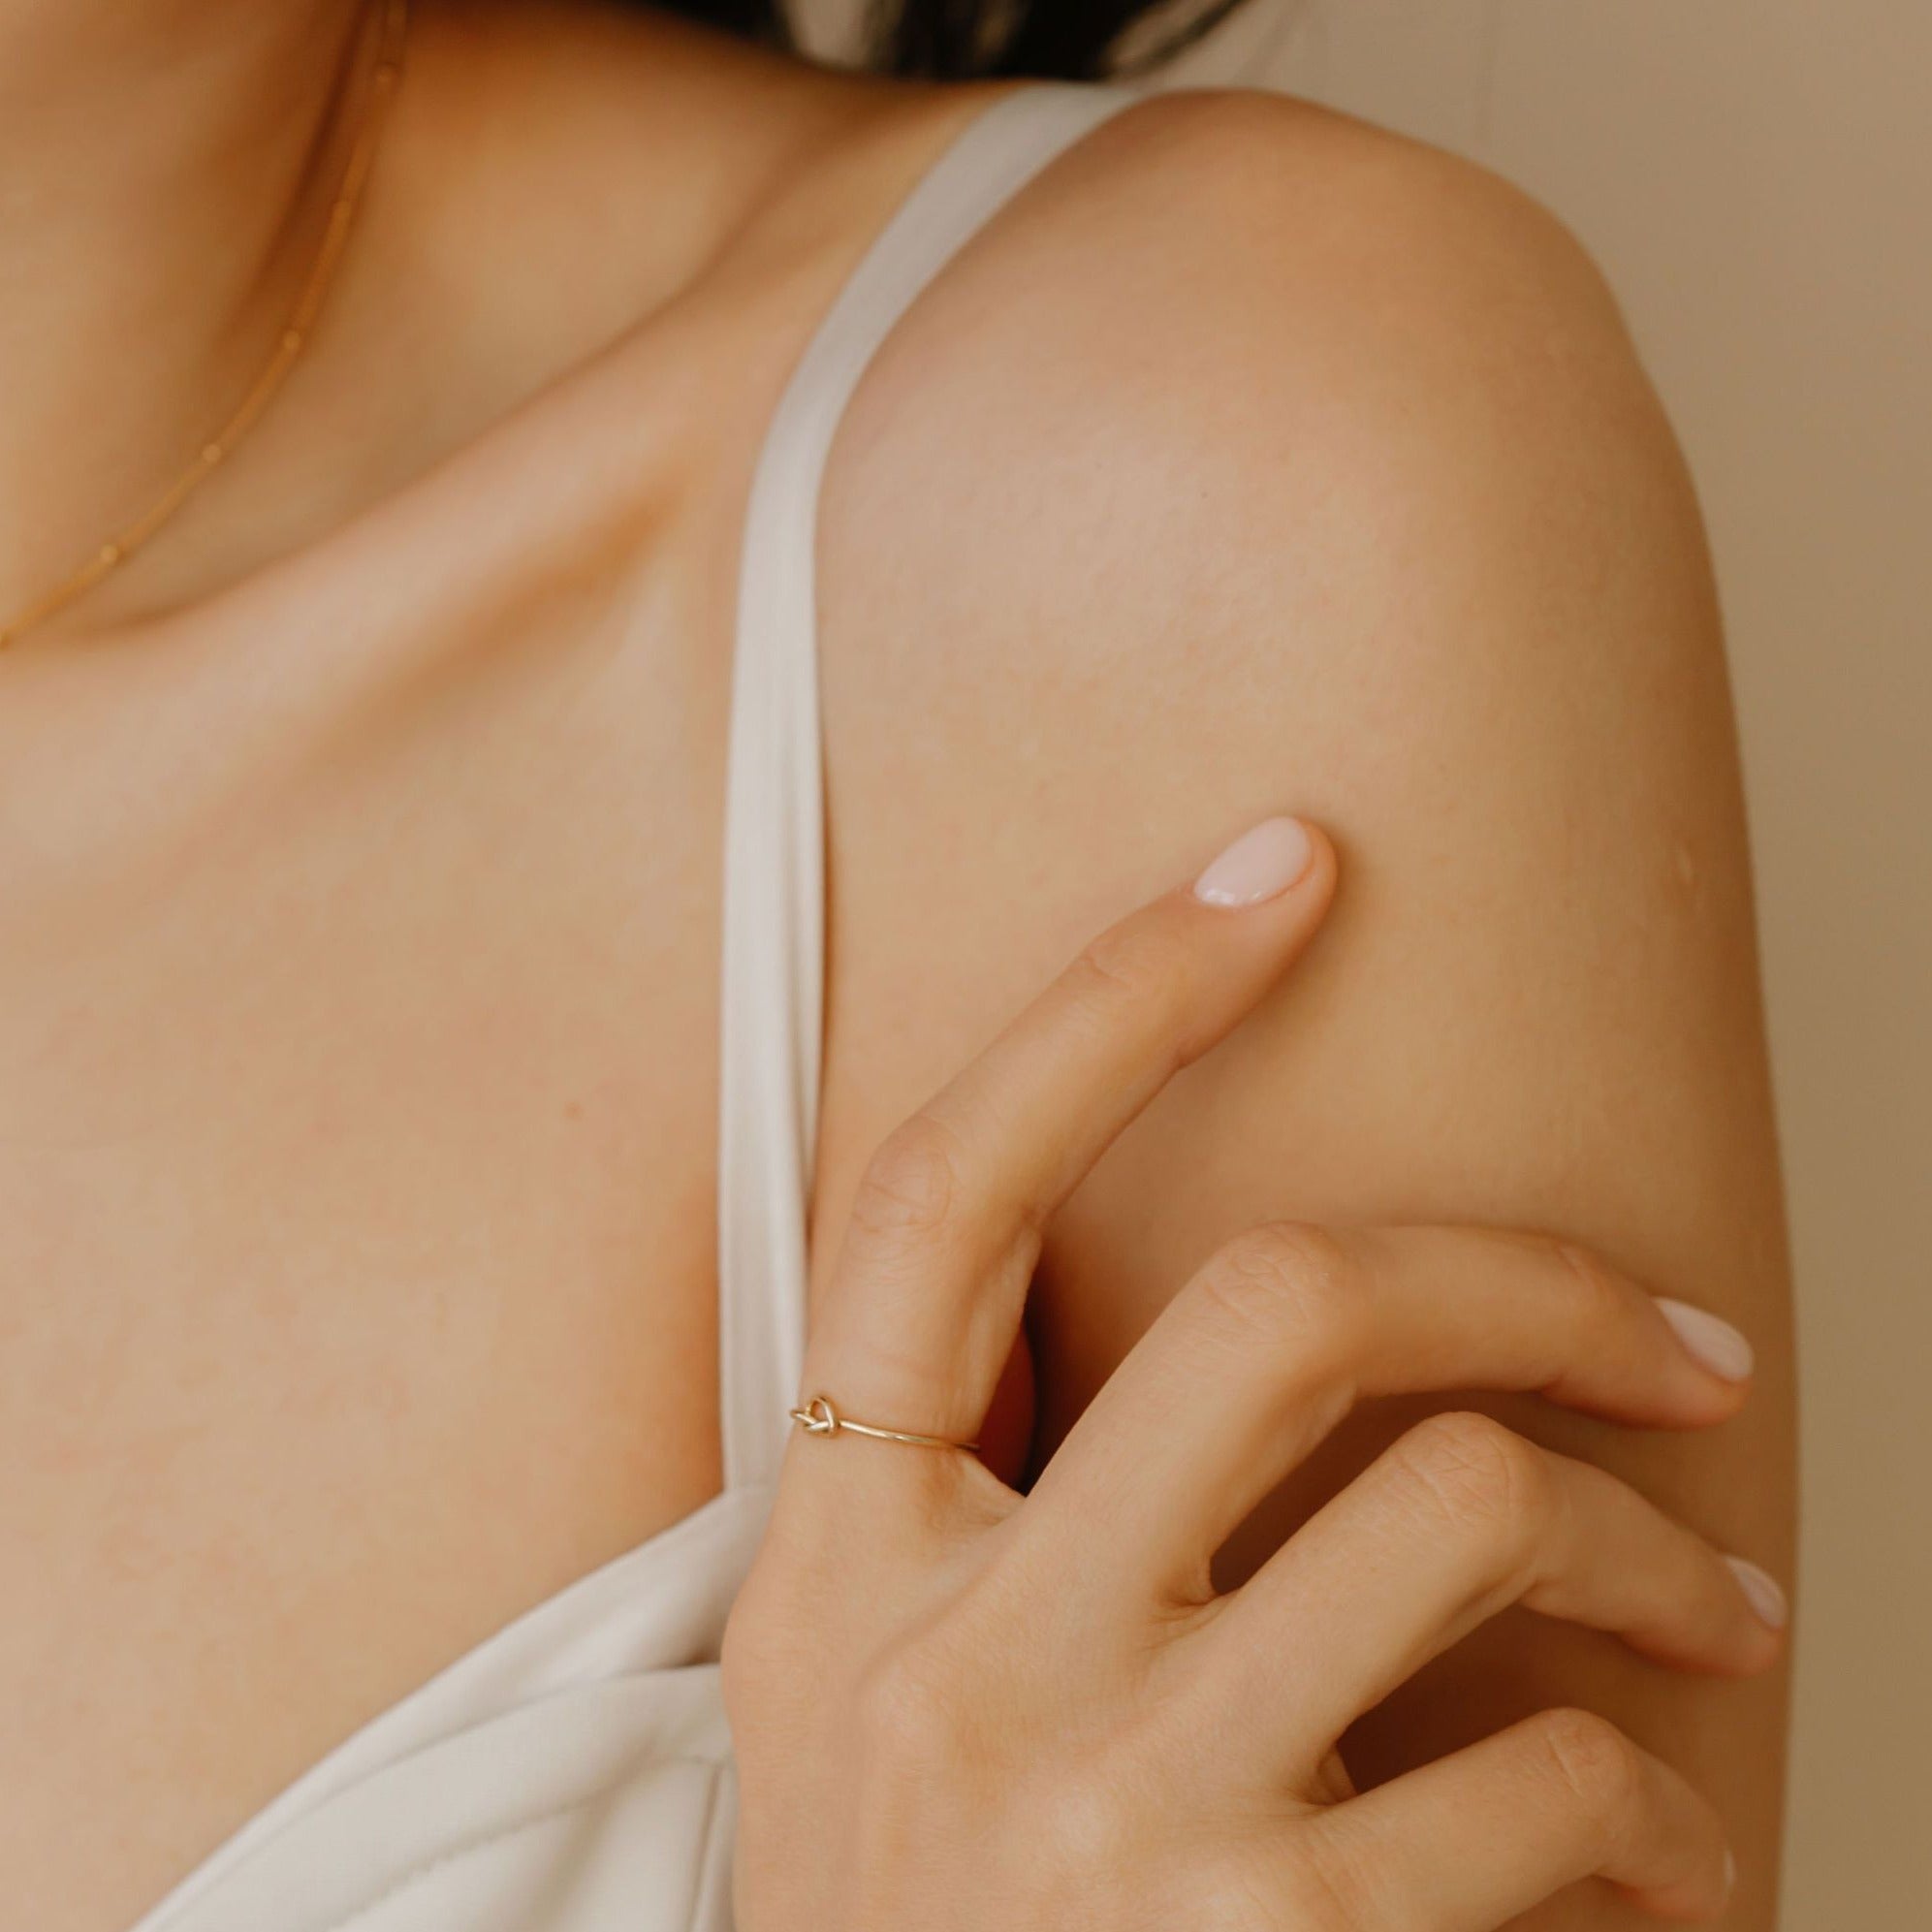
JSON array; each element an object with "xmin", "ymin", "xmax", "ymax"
[{"xmin": 0, "ymin": 0, "xmax": 370, "ymax": 618}]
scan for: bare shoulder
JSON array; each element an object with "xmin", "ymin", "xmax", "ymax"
[
  {"xmin": 816, "ymin": 79, "xmax": 1745, "ymax": 1089},
  {"xmin": 820, "ymin": 78, "xmax": 1726, "ymax": 792}
]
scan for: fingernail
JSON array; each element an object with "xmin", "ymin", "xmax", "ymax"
[
  {"xmin": 1654, "ymin": 1297, "xmax": 1755, "ymax": 1381},
  {"xmin": 1725, "ymin": 1555, "xmax": 1789, "ymax": 1631},
  {"xmin": 1191, "ymin": 817, "xmax": 1314, "ymax": 907},
  {"xmin": 1723, "ymin": 1846, "xmax": 1739, "ymax": 1897}
]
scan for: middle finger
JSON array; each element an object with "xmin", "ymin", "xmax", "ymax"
[{"xmin": 1192, "ymin": 1409, "xmax": 1785, "ymax": 1781}]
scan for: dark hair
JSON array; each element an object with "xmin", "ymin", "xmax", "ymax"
[{"xmin": 648, "ymin": 0, "xmax": 1254, "ymax": 81}]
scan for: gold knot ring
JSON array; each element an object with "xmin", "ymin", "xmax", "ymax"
[{"xmin": 788, "ymin": 1394, "xmax": 979, "ymax": 1453}]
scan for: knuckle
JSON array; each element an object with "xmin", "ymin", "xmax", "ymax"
[
  {"xmin": 1392, "ymin": 1409, "xmax": 1551, "ymax": 1538},
  {"xmin": 852, "ymin": 1642, "xmax": 970, "ymax": 1766},
  {"xmin": 849, "ymin": 1112, "xmax": 971, "ymax": 1250},
  {"xmin": 1067, "ymin": 920, "xmax": 1184, "ymax": 1029},
  {"xmin": 1032, "ymin": 1771, "xmax": 1137, "ymax": 1881},
  {"xmin": 1192, "ymin": 1220, "xmax": 1366, "ymax": 1363},
  {"xmin": 1550, "ymin": 1235, "xmax": 1634, "ymax": 1331},
  {"xmin": 1529, "ymin": 1707, "xmax": 1646, "ymax": 1826}
]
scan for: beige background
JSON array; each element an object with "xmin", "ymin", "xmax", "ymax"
[
  {"xmin": 808, "ymin": 0, "xmax": 1932, "ymax": 1916},
  {"xmin": 1175, "ymin": 4, "xmax": 1929, "ymax": 1920}
]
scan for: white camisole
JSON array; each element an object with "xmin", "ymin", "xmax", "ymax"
[{"xmin": 124, "ymin": 76, "xmax": 1149, "ymax": 1932}]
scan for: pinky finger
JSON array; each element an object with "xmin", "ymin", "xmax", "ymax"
[{"xmin": 1307, "ymin": 1709, "xmax": 1735, "ymax": 1927}]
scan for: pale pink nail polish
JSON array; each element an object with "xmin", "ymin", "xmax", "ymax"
[
  {"xmin": 1654, "ymin": 1297, "xmax": 1756, "ymax": 1381},
  {"xmin": 1191, "ymin": 817, "xmax": 1314, "ymax": 907},
  {"xmin": 1725, "ymin": 1555, "xmax": 1789, "ymax": 1631}
]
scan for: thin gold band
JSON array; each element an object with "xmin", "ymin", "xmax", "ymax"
[{"xmin": 788, "ymin": 1394, "xmax": 978, "ymax": 1453}]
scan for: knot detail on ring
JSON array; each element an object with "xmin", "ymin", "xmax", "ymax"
[
  {"xmin": 793, "ymin": 1395, "xmax": 842, "ymax": 1436},
  {"xmin": 787, "ymin": 1392, "xmax": 978, "ymax": 1453}
]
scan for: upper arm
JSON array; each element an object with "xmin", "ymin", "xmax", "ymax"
[{"xmin": 812, "ymin": 86, "xmax": 1793, "ymax": 1928}]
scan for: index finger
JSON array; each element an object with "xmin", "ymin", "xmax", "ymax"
[{"xmin": 800, "ymin": 814, "xmax": 1338, "ymax": 1453}]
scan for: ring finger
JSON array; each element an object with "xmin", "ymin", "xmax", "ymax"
[{"xmin": 1193, "ymin": 1409, "xmax": 1784, "ymax": 1783}]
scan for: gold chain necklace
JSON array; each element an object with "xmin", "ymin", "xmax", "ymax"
[{"xmin": 0, "ymin": 0, "xmax": 410, "ymax": 651}]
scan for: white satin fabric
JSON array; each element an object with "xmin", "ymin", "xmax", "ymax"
[{"xmin": 128, "ymin": 77, "xmax": 1148, "ymax": 1932}]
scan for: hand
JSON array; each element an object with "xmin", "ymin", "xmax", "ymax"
[{"xmin": 723, "ymin": 816, "xmax": 1781, "ymax": 1929}]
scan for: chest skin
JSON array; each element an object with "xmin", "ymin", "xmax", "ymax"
[{"xmin": 0, "ymin": 480, "xmax": 715, "ymax": 1916}]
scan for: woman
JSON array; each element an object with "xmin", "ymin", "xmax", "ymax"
[{"xmin": 1, "ymin": 0, "xmax": 1793, "ymax": 1926}]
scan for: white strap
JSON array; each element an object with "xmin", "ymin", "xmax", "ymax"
[{"xmin": 714, "ymin": 78, "xmax": 1152, "ymax": 1491}]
